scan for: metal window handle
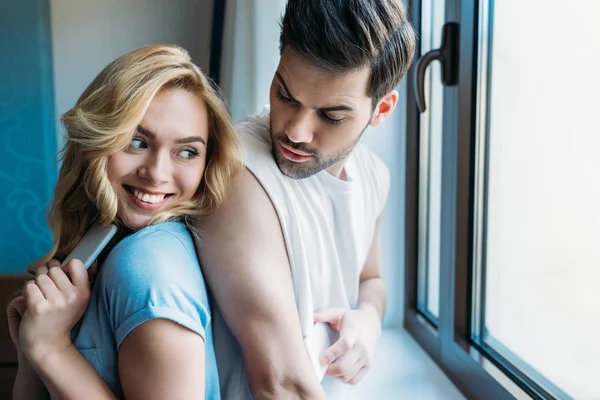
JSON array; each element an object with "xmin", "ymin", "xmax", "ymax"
[{"xmin": 414, "ymin": 22, "xmax": 460, "ymax": 113}]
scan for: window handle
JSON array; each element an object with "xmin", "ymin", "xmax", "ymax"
[{"xmin": 414, "ymin": 22, "xmax": 460, "ymax": 113}]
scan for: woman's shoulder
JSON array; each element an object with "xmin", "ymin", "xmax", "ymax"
[
  {"xmin": 95, "ymin": 222, "xmax": 212, "ymax": 347},
  {"xmin": 116, "ymin": 220, "xmax": 195, "ymax": 256},
  {"xmin": 108, "ymin": 221, "xmax": 196, "ymax": 266},
  {"xmin": 100, "ymin": 221, "xmax": 203, "ymax": 289}
]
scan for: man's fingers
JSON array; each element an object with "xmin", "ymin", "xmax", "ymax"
[
  {"xmin": 35, "ymin": 266, "xmax": 48, "ymax": 276},
  {"xmin": 46, "ymin": 259, "xmax": 61, "ymax": 269},
  {"xmin": 314, "ymin": 307, "xmax": 346, "ymax": 326},
  {"xmin": 320, "ymin": 333, "xmax": 356, "ymax": 366},
  {"xmin": 348, "ymin": 366, "xmax": 369, "ymax": 385},
  {"xmin": 64, "ymin": 259, "xmax": 90, "ymax": 288},
  {"xmin": 325, "ymin": 350, "xmax": 362, "ymax": 380}
]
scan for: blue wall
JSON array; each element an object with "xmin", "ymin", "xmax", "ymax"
[{"xmin": 0, "ymin": 0, "xmax": 57, "ymax": 273}]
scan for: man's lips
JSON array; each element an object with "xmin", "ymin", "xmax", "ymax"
[{"xmin": 279, "ymin": 142, "xmax": 313, "ymax": 162}]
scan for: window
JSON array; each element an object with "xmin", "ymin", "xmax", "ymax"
[
  {"xmin": 416, "ymin": 0, "xmax": 445, "ymax": 323},
  {"xmin": 405, "ymin": 0, "xmax": 599, "ymax": 399}
]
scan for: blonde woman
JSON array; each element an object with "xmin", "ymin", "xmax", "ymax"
[{"xmin": 7, "ymin": 45, "xmax": 240, "ymax": 399}]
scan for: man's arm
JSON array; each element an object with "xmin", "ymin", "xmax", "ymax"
[
  {"xmin": 314, "ymin": 214, "xmax": 386, "ymax": 384},
  {"xmin": 195, "ymin": 168, "xmax": 326, "ymax": 400},
  {"xmin": 357, "ymin": 213, "xmax": 386, "ymax": 322}
]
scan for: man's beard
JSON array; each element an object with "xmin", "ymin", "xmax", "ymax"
[{"xmin": 269, "ymin": 121, "xmax": 368, "ymax": 180}]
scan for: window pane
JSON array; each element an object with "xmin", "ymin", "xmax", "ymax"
[
  {"xmin": 476, "ymin": 0, "xmax": 600, "ymax": 398},
  {"xmin": 417, "ymin": 0, "xmax": 445, "ymax": 321}
]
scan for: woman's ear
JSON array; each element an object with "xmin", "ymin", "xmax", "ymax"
[{"xmin": 370, "ymin": 90, "xmax": 399, "ymax": 127}]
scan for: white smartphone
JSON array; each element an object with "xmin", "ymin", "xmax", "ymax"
[
  {"xmin": 61, "ymin": 223, "xmax": 118, "ymax": 269},
  {"xmin": 303, "ymin": 321, "xmax": 338, "ymax": 382}
]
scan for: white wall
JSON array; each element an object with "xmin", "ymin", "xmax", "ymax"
[
  {"xmin": 50, "ymin": 0, "xmax": 214, "ymax": 147},
  {"xmin": 361, "ymin": 83, "xmax": 407, "ymax": 328},
  {"xmin": 220, "ymin": 0, "xmax": 286, "ymax": 122}
]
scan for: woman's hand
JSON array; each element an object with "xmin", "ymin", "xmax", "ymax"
[
  {"xmin": 7, "ymin": 294, "xmax": 26, "ymax": 351},
  {"xmin": 19, "ymin": 259, "xmax": 91, "ymax": 364}
]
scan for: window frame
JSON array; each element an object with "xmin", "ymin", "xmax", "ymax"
[{"xmin": 403, "ymin": 0, "xmax": 561, "ymax": 399}]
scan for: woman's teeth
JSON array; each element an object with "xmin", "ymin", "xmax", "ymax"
[{"xmin": 133, "ymin": 189, "xmax": 165, "ymax": 204}]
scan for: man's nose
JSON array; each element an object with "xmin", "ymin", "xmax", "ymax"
[{"xmin": 285, "ymin": 108, "xmax": 314, "ymax": 143}]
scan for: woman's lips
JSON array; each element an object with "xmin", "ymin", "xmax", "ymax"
[{"xmin": 124, "ymin": 185, "xmax": 172, "ymax": 211}]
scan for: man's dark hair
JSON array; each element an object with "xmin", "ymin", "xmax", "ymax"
[{"xmin": 280, "ymin": 0, "xmax": 416, "ymax": 103}]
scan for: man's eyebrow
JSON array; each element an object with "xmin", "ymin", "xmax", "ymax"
[
  {"xmin": 275, "ymin": 72, "xmax": 300, "ymax": 103},
  {"xmin": 317, "ymin": 104, "xmax": 355, "ymax": 113},
  {"xmin": 275, "ymin": 72, "xmax": 356, "ymax": 113},
  {"xmin": 136, "ymin": 125, "xmax": 206, "ymax": 145}
]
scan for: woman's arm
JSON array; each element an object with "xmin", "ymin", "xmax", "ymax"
[
  {"xmin": 12, "ymin": 353, "xmax": 49, "ymax": 400},
  {"xmin": 18, "ymin": 261, "xmax": 118, "ymax": 400},
  {"xmin": 8, "ymin": 294, "xmax": 48, "ymax": 400},
  {"xmin": 118, "ymin": 319, "xmax": 206, "ymax": 400},
  {"xmin": 29, "ymin": 346, "xmax": 118, "ymax": 400}
]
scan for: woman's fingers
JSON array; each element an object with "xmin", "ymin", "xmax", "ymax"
[
  {"xmin": 64, "ymin": 260, "xmax": 90, "ymax": 289},
  {"xmin": 34, "ymin": 274, "xmax": 61, "ymax": 301},
  {"xmin": 23, "ymin": 280, "xmax": 45, "ymax": 306},
  {"xmin": 48, "ymin": 266, "xmax": 74, "ymax": 292}
]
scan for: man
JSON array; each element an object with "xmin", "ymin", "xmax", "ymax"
[{"xmin": 196, "ymin": 0, "xmax": 416, "ymax": 398}]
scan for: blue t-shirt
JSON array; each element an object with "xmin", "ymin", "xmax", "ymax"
[{"xmin": 71, "ymin": 221, "xmax": 220, "ymax": 399}]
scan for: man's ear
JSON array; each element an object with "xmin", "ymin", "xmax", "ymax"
[{"xmin": 370, "ymin": 90, "xmax": 399, "ymax": 127}]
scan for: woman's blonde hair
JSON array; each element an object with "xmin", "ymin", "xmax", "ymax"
[{"xmin": 30, "ymin": 45, "xmax": 240, "ymax": 271}]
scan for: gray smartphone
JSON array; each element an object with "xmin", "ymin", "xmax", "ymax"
[{"xmin": 61, "ymin": 223, "xmax": 118, "ymax": 269}]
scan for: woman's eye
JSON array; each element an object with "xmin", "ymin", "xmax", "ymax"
[
  {"xmin": 178, "ymin": 148, "xmax": 198, "ymax": 159},
  {"xmin": 129, "ymin": 138, "xmax": 147, "ymax": 149}
]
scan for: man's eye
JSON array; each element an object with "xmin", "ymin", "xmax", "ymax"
[
  {"xmin": 276, "ymin": 89, "xmax": 294, "ymax": 104},
  {"xmin": 321, "ymin": 113, "xmax": 345, "ymax": 125},
  {"xmin": 129, "ymin": 138, "xmax": 147, "ymax": 149}
]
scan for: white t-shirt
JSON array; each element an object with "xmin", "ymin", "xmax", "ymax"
[{"xmin": 214, "ymin": 110, "xmax": 390, "ymax": 400}]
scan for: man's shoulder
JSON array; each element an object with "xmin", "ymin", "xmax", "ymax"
[
  {"xmin": 205, "ymin": 167, "xmax": 277, "ymax": 228},
  {"xmin": 235, "ymin": 111, "xmax": 270, "ymax": 139},
  {"xmin": 352, "ymin": 143, "xmax": 390, "ymax": 184}
]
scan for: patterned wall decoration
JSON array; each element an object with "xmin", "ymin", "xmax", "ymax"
[{"xmin": 0, "ymin": 0, "xmax": 57, "ymax": 274}]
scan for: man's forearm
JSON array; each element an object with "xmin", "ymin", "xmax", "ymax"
[
  {"xmin": 243, "ymin": 339, "xmax": 327, "ymax": 400},
  {"xmin": 251, "ymin": 377, "xmax": 326, "ymax": 400},
  {"xmin": 357, "ymin": 277, "xmax": 387, "ymax": 322}
]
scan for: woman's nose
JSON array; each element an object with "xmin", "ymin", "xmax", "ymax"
[{"xmin": 137, "ymin": 152, "xmax": 171, "ymax": 185}]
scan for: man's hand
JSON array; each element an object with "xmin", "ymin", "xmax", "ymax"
[
  {"xmin": 19, "ymin": 259, "xmax": 91, "ymax": 363},
  {"xmin": 314, "ymin": 306, "xmax": 382, "ymax": 385}
]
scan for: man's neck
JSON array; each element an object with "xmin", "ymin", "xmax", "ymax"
[{"xmin": 326, "ymin": 160, "xmax": 348, "ymax": 181}]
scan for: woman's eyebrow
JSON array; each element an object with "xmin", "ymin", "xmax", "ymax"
[{"xmin": 136, "ymin": 125, "xmax": 206, "ymax": 145}]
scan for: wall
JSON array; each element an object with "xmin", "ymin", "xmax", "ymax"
[
  {"xmin": 361, "ymin": 84, "xmax": 407, "ymax": 328},
  {"xmin": 50, "ymin": 0, "xmax": 214, "ymax": 147},
  {"xmin": 0, "ymin": 0, "xmax": 57, "ymax": 273},
  {"xmin": 220, "ymin": 0, "xmax": 286, "ymax": 122}
]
